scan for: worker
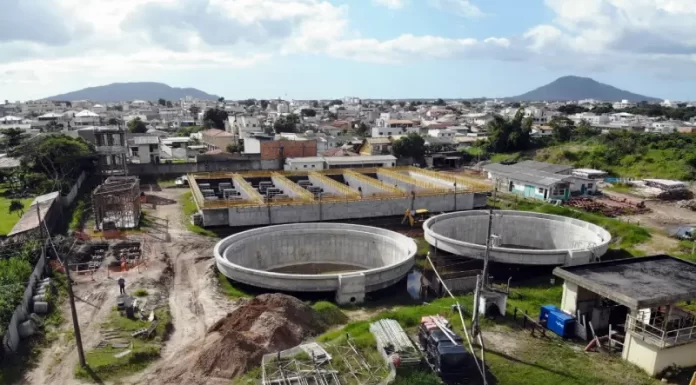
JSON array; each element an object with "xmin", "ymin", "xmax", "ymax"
[
  {"xmin": 118, "ymin": 276, "xmax": 126, "ymax": 295},
  {"xmin": 120, "ymin": 256, "xmax": 128, "ymax": 272}
]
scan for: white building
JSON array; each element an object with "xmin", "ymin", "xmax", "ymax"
[
  {"xmin": 648, "ymin": 121, "xmax": 680, "ymax": 133},
  {"xmin": 161, "ymin": 137, "xmax": 195, "ymax": 160},
  {"xmin": 0, "ymin": 115, "xmax": 24, "ymax": 126},
  {"xmin": 284, "ymin": 155, "xmax": 397, "ymax": 171},
  {"xmin": 227, "ymin": 115, "xmax": 262, "ymax": 138},
  {"xmin": 427, "ymin": 128, "xmax": 457, "ymax": 139},
  {"xmin": 128, "ymin": 136, "xmax": 160, "ymax": 164},
  {"xmin": 72, "ymin": 110, "xmax": 101, "ymax": 126},
  {"xmin": 22, "ymin": 100, "xmax": 55, "ymax": 115},
  {"xmin": 71, "ymin": 100, "xmax": 93, "ymax": 110},
  {"xmin": 569, "ymin": 112, "xmax": 611, "ymax": 126},
  {"xmin": 612, "ymin": 100, "xmax": 636, "ymax": 110},
  {"xmin": 372, "ymin": 120, "xmax": 419, "ymax": 137},
  {"xmin": 92, "ymin": 104, "xmax": 107, "ymax": 114}
]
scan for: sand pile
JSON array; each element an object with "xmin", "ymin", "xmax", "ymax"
[{"xmin": 155, "ymin": 293, "xmax": 327, "ymax": 384}]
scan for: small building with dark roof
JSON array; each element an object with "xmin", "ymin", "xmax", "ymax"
[{"xmin": 553, "ymin": 255, "xmax": 696, "ymax": 376}]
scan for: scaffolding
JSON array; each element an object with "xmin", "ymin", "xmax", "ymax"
[{"xmin": 92, "ymin": 176, "xmax": 141, "ymax": 230}]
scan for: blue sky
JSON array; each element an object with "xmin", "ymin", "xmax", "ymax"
[{"xmin": 2, "ymin": 0, "xmax": 696, "ymax": 101}]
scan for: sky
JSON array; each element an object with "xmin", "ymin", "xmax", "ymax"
[{"xmin": 2, "ymin": 0, "xmax": 696, "ymax": 101}]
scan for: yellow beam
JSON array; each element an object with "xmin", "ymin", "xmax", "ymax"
[
  {"xmin": 406, "ymin": 167, "xmax": 492, "ymax": 192},
  {"xmin": 309, "ymin": 172, "xmax": 361, "ymax": 199},
  {"xmin": 343, "ymin": 170, "xmax": 404, "ymax": 195},
  {"xmin": 377, "ymin": 168, "xmax": 449, "ymax": 192},
  {"xmin": 271, "ymin": 172, "xmax": 315, "ymax": 201},
  {"xmin": 232, "ymin": 174, "xmax": 265, "ymax": 204}
]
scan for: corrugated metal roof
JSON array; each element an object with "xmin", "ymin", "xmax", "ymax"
[{"xmin": 485, "ymin": 163, "xmax": 570, "ymax": 187}]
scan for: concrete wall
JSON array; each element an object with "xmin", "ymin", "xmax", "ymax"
[
  {"xmin": 375, "ymin": 173, "xmax": 424, "ymax": 193},
  {"xmin": 308, "ymin": 175, "xmax": 354, "ymax": 197},
  {"xmin": 214, "ymin": 224, "xmax": 416, "ymax": 301},
  {"xmin": 343, "ymin": 174, "xmax": 387, "ymax": 197},
  {"xmin": 200, "ymin": 192, "xmax": 477, "ymax": 227},
  {"xmin": 261, "ymin": 140, "xmax": 317, "ymax": 160},
  {"xmin": 127, "ymin": 159, "xmax": 278, "ymax": 176},
  {"xmin": 423, "ymin": 210, "xmax": 611, "ymax": 265},
  {"xmin": 622, "ymin": 333, "xmax": 696, "ymax": 376}
]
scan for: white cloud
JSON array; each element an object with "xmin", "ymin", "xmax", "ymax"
[
  {"xmin": 372, "ymin": 0, "xmax": 405, "ymax": 9},
  {"xmin": 429, "ymin": 0, "xmax": 484, "ymax": 18}
]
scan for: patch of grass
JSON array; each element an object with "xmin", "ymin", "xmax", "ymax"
[
  {"xmin": 392, "ymin": 368, "xmax": 441, "ymax": 385},
  {"xmin": 414, "ymin": 236, "xmax": 430, "ymax": 268},
  {"xmin": 133, "ymin": 289, "xmax": 149, "ymax": 297},
  {"xmin": 157, "ymin": 178, "xmax": 177, "ymax": 188},
  {"xmin": 312, "ymin": 301, "xmax": 349, "ymax": 326},
  {"xmin": 180, "ymin": 191, "xmax": 216, "ymax": 237},
  {"xmin": 0, "ymin": 187, "xmax": 35, "ymax": 235},
  {"xmin": 69, "ymin": 199, "xmax": 88, "ymax": 230},
  {"xmin": 217, "ymin": 271, "xmax": 251, "ymax": 298},
  {"xmin": 496, "ymin": 195, "xmax": 651, "ymax": 249},
  {"xmin": 76, "ymin": 307, "xmax": 172, "ymax": 381},
  {"xmin": 602, "ymin": 183, "xmax": 634, "ymax": 195}
]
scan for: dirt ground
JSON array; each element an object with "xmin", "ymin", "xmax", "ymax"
[{"xmin": 21, "ymin": 188, "xmax": 234, "ymax": 385}]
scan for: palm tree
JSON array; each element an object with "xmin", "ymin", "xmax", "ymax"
[{"xmin": 9, "ymin": 200, "xmax": 24, "ymax": 217}]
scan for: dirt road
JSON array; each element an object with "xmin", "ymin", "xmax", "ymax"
[{"xmin": 22, "ymin": 188, "xmax": 233, "ymax": 385}]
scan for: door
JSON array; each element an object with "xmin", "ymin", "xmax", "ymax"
[{"xmin": 524, "ymin": 185, "xmax": 535, "ymax": 198}]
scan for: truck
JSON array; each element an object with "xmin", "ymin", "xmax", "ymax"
[{"xmin": 417, "ymin": 316, "xmax": 476, "ymax": 380}]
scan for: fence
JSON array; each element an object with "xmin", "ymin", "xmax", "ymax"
[
  {"xmin": 2, "ymin": 246, "xmax": 47, "ymax": 355},
  {"xmin": 62, "ymin": 171, "xmax": 86, "ymax": 207}
]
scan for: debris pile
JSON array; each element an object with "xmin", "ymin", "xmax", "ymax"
[
  {"xmin": 676, "ymin": 200, "xmax": 696, "ymax": 211},
  {"xmin": 566, "ymin": 197, "xmax": 649, "ymax": 217},
  {"xmin": 153, "ymin": 293, "xmax": 327, "ymax": 385}
]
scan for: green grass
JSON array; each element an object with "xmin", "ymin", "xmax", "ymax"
[
  {"xmin": 133, "ymin": 289, "xmax": 149, "ymax": 297},
  {"xmin": 0, "ymin": 187, "xmax": 35, "ymax": 235},
  {"xmin": 602, "ymin": 183, "xmax": 634, "ymax": 194},
  {"xmin": 217, "ymin": 271, "xmax": 252, "ymax": 298},
  {"xmin": 312, "ymin": 301, "xmax": 349, "ymax": 326},
  {"xmin": 181, "ymin": 191, "xmax": 216, "ymax": 237},
  {"xmin": 69, "ymin": 199, "xmax": 87, "ymax": 230},
  {"xmin": 414, "ymin": 236, "xmax": 430, "ymax": 268},
  {"xmin": 392, "ymin": 369, "xmax": 441, "ymax": 385},
  {"xmin": 496, "ymin": 195, "xmax": 651, "ymax": 249},
  {"xmin": 157, "ymin": 178, "xmax": 177, "ymax": 188},
  {"xmin": 75, "ymin": 308, "xmax": 172, "ymax": 381}
]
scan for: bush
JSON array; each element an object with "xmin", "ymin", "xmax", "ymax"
[
  {"xmin": 69, "ymin": 199, "xmax": 87, "ymax": 230},
  {"xmin": 133, "ymin": 289, "xmax": 148, "ymax": 297},
  {"xmin": 312, "ymin": 301, "xmax": 348, "ymax": 326}
]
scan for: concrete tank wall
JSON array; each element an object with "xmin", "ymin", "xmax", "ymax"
[
  {"xmin": 423, "ymin": 210, "xmax": 611, "ymax": 265},
  {"xmin": 214, "ymin": 223, "xmax": 417, "ymax": 303}
]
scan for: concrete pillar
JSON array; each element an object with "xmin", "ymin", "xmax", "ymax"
[{"xmin": 336, "ymin": 272, "xmax": 366, "ymax": 304}]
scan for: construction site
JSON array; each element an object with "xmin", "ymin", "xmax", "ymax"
[
  {"xmin": 92, "ymin": 176, "xmax": 142, "ymax": 230},
  {"xmin": 187, "ymin": 167, "xmax": 491, "ymax": 227}
]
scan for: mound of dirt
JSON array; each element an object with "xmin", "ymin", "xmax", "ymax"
[{"xmin": 154, "ymin": 293, "xmax": 327, "ymax": 384}]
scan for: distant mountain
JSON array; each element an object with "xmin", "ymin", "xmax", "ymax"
[
  {"xmin": 45, "ymin": 82, "xmax": 219, "ymax": 102},
  {"xmin": 508, "ymin": 76, "xmax": 660, "ymax": 102}
]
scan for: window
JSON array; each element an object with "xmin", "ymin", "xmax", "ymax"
[
  {"xmin": 537, "ymin": 187, "xmax": 544, "ymax": 194},
  {"xmin": 387, "ymin": 132, "xmax": 392, "ymax": 136},
  {"xmin": 303, "ymin": 165, "xmax": 307, "ymax": 168},
  {"xmin": 588, "ymin": 183, "xmax": 594, "ymax": 188},
  {"xmin": 311, "ymin": 165, "xmax": 315, "ymax": 168}
]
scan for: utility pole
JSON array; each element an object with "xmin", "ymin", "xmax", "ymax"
[{"xmin": 64, "ymin": 250, "xmax": 87, "ymax": 368}]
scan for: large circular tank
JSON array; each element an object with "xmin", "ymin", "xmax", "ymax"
[
  {"xmin": 214, "ymin": 223, "xmax": 416, "ymax": 304},
  {"xmin": 423, "ymin": 210, "xmax": 611, "ymax": 266}
]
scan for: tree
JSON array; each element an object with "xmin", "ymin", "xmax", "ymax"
[
  {"xmin": 557, "ymin": 104, "xmax": 588, "ymax": 115},
  {"xmin": 300, "ymin": 109, "xmax": 317, "ymax": 117},
  {"xmin": 310, "ymin": 100, "xmax": 319, "ymax": 108},
  {"xmin": 274, "ymin": 114, "xmax": 300, "ymax": 133},
  {"xmin": 392, "ymin": 133, "xmax": 425, "ymax": 159},
  {"xmin": 550, "ymin": 116, "xmax": 574, "ymax": 143},
  {"xmin": 434, "ymin": 98, "xmax": 446, "ymax": 106},
  {"xmin": 189, "ymin": 105, "xmax": 201, "ymax": 123},
  {"xmin": 356, "ymin": 123, "xmax": 370, "ymax": 136},
  {"xmin": 107, "ymin": 117, "xmax": 120, "ymax": 126},
  {"xmin": 329, "ymin": 99, "xmax": 343, "ymax": 106},
  {"xmin": 592, "ymin": 103, "xmax": 614, "ymax": 114},
  {"xmin": 575, "ymin": 120, "xmax": 600, "ymax": 139},
  {"xmin": 218, "ymin": 97, "xmax": 225, "ymax": 102},
  {"xmin": 166, "ymin": 101, "xmax": 173, "ymax": 108},
  {"xmin": 8, "ymin": 200, "xmax": 24, "ymax": 217},
  {"xmin": 398, "ymin": 101, "xmax": 406, "ymax": 107},
  {"xmin": 226, "ymin": 143, "xmax": 242, "ymax": 153},
  {"xmin": 158, "ymin": 98, "xmax": 166, "ymax": 106},
  {"xmin": 327, "ymin": 112, "xmax": 338, "ymax": 120},
  {"xmin": 19, "ymin": 134, "xmax": 95, "ymax": 191},
  {"xmin": 260, "ymin": 100, "xmax": 269, "ymax": 110},
  {"xmin": 0, "ymin": 127, "xmax": 28, "ymax": 149},
  {"xmin": 128, "ymin": 118, "xmax": 148, "ymax": 134},
  {"xmin": 202, "ymin": 108, "xmax": 229, "ymax": 129},
  {"xmin": 486, "ymin": 110, "xmax": 532, "ymax": 153},
  {"xmin": 383, "ymin": 100, "xmax": 393, "ymax": 106}
]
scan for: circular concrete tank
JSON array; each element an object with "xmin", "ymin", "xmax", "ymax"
[
  {"xmin": 423, "ymin": 210, "xmax": 611, "ymax": 266},
  {"xmin": 214, "ymin": 223, "xmax": 417, "ymax": 304}
]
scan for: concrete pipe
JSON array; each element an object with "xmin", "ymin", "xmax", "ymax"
[{"xmin": 215, "ymin": 223, "xmax": 417, "ymax": 304}]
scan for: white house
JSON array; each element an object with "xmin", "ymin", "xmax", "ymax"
[
  {"xmin": 161, "ymin": 137, "xmax": 195, "ymax": 160},
  {"xmin": 569, "ymin": 112, "xmax": 610, "ymax": 126},
  {"xmin": 73, "ymin": 110, "xmax": 101, "ymax": 126},
  {"xmin": 647, "ymin": 121, "xmax": 680, "ymax": 133},
  {"xmin": 372, "ymin": 120, "xmax": 419, "ymax": 137},
  {"xmin": 227, "ymin": 115, "xmax": 262, "ymax": 138},
  {"xmin": 284, "ymin": 156, "xmax": 326, "ymax": 171},
  {"xmin": 22, "ymin": 100, "xmax": 55, "ymax": 115},
  {"xmin": 92, "ymin": 104, "xmax": 107, "ymax": 114},
  {"xmin": 612, "ymin": 100, "xmax": 636, "ymax": 110},
  {"xmin": 427, "ymin": 128, "xmax": 457, "ymax": 140},
  {"xmin": 71, "ymin": 100, "xmax": 93, "ymax": 110},
  {"xmin": 128, "ymin": 136, "xmax": 160, "ymax": 164},
  {"xmin": 0, "ymin": 115, "xmax": 24, "ymax": 126}
]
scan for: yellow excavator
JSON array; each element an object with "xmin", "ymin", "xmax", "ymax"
[{"xmin": 402, "ymin": 208, "xmax": 431, "ymax": 227}]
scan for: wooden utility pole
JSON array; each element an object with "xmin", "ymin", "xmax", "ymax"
[{"xmin": 64, "ymin": 251, "xmax": 87, "ymax": 368}]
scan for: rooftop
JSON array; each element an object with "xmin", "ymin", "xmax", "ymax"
[
  {"xmin": 203, "ymin": 128, "xmax": 234, "ymax": 137},
  {"xmin": 324, "ymin": 155, "xmax": 396, "ymax": 163},
  {"xmin": 554, "ymin": 255, "xmax": 696, "ymax": 309},
  {"xmin": 130, "ymin": 136, "xmax": 160, "ymax": 145},
  {"xmin": 484, "ymin": 163, "xmax": 570, "ymax": 187}
]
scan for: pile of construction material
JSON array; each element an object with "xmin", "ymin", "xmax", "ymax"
[
  {"xmin": 566, "ymin": 197, "xmax": 649, "ymax": 217},
  {"xmin": 370, "ymin": 319, "xmax": 421, "ymax": 366},
  {"xmin": 677, "ymin": 200, "xmax": 696, "ymax": 211},
  {"xmin": 148, "ymin": 294, "xmax": 328, "ymax": 385}
]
